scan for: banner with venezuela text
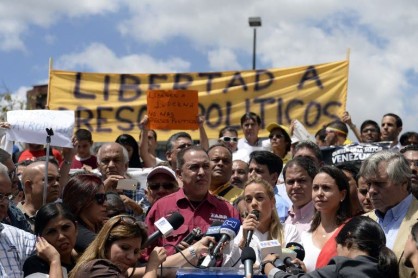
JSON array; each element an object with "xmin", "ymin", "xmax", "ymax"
[{"xmin": 47, "ymin": 60, "xmax": 349, "ymax": 142}]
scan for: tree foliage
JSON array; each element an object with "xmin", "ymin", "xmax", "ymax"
[{"xmin": 0, "ymin": 84, "xmax": 26, "ymax": 121}]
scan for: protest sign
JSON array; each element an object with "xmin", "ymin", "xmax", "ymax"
[
  {"xmin": 321, "ymin": 142, "xmax": 392, "ymax": 167},
  {"xmin": 48, "ymin": 59, "xmax": 348, "ymax": 141},
  {"xmin": 147, "ymin": 90, "xmax": 198, "ymax": 130},
  {"xmin": 6, "ymin": 110, "xmax": 75, "ymax": 147}
]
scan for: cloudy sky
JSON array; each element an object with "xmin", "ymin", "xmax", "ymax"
[{"xmin": 0, "ymin": 0, "xmax": 416, "ymax": 137}]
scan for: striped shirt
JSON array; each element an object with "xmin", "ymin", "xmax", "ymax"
[{"xmin": 0, "ymin": 223, "xmax": 36, "ymax": 277}]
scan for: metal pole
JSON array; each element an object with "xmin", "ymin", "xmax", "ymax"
[
  {"xmin": 252, "ymin": 28, "xmax": 257, "ymax": 70},
  {"xmin": 43, "ymin": 128, "xmax": 54, "ymax": 205}
]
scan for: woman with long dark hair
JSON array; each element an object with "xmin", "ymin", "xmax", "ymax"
[
  {"xmin": 62, "ymin": 174, "xmax": 108, "ymax": 254},
  {"xmin": 115, "ymin": 134, "xmax": 142, "ymax": 168},
  {"xmin": 262, "ymin": 216, "xmax": 399, "ymax": 278},
  {"xmin": 23, "ymin": 203, "xmax": 78, "ymax": 277},
  {"xmin": 301, "ymin": 166, "xmax": 352, "ymax": 272}
]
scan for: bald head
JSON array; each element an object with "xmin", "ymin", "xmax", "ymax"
[
  {"xmin": 21, "ymin": 161, "xmax": 60, "ymax": 209},
  {"xmin": 21, "ymin": 161, "xmax": 46, "ymax": 183}
]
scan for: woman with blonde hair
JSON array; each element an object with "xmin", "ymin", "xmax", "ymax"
[
  {"xmin": 223, "ymin": 177, "xmax": 300, "ymax": 267},
  {"xmin": 69, "ymin": 215, "xmax": 166, "ymax": 278}
]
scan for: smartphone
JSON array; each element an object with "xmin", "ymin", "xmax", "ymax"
[{"xmin": 116, "ymin": 179, "xmax": 138, "ymax": 191}]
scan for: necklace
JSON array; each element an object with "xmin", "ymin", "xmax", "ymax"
[{"xmin": 316, "ymin": 225, "xmax": 337, "ymax": 239}]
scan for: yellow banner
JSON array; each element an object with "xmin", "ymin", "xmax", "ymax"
[{"xmin": 48, "ymin": 60, "xmax": 348, "ymax": 142}]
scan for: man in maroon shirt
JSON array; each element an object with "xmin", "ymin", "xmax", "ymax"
[{"xmin": 145, "ymin": 145, "xmax": 240, "ymax": 256}]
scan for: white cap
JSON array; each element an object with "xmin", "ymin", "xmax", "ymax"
[{"xmin": 147, "ymin": 166, "xmax": 176, "ymax": 181}]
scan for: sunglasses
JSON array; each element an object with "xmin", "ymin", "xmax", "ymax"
[
  {"xmin": 362, "ymin": 128, "xmax": 378, "ymax": 134},
  {"xmin": 220, "ymin": 136, "xmax": 238, "ymax": 143},
  {"xmin": 148, "ymin": 182, "xmax": 176, "ymax": 191},
  {"xmin": 0, "ymin": 193, "xmax": 13, "ymax": 202},
  {"xmin": 94, "ymin": 193, "xmax": 107, "ymax": 205},
  {"xmin": 269, "ymin": 134, "xmax": 284, "ymax": 139}
]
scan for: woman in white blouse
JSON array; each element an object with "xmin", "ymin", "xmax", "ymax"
[
  {"xmin": 301, "ymin": 165, "xmax": 352, "ymax": 272},
  {"xmin": 223, "ymin": 177, "xmax": 300, "ymax": 267}
]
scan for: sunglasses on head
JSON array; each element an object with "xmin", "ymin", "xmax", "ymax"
[
  {"xmin": 94, "ymin": 193, "xmax": 107, "ymax": 205},
  {"xmin": 220, "ymin": 136, "xmax": 238, "ymax": 143},
  {"xmin": 148, "ymin": 182, "xmax": 176, "ymax": 191},
  {"xmin": 109, "ymin": 215, "xmax": 144, "ymax": 234}
]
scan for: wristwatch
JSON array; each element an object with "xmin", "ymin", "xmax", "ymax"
[{"xmin": 261, "ymin": 260, "xmax": 274, "ymax": 275}]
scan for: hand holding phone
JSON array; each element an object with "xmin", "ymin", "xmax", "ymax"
[{"xmin": 116, "ymin": 179, "xmax": 138, "ymax": 191}]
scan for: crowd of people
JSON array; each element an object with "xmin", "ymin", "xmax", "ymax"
[{"xmin": 0, "ymin": 110, "xmax": 417, "ymax": 278}]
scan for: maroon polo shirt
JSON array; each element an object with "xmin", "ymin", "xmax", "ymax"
[{"xmin": 145, "ymin": 188, "xmax": 240, "ymax": 256}]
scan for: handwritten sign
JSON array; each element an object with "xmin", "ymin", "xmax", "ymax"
[
  {"xmin": 6, "ymin": 110, "xmax": 75, "ymax": 147},
  {"xmin": 147, "ymin": 90, "xmax": 199, "ymax": 130}
]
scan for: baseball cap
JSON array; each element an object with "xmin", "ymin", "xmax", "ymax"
[
  {"xmin": 147, "ymin": 166, "xmax": 176, "ymax": 181},
  {"xmin": 266, "ymin": 123, "xmax": 291, "ymax": 140}
]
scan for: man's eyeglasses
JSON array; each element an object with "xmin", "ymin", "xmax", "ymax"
[
  {"xmin": 148, "ymin": 182, "xmax": 177, "ymax": 191},
  {"xmin": 8, "ymin": 168, "xmax": 16, "ymax": 180},
  {"xmin": 0, "ymin": 193, "xmax": 13, "ymax": 202},
  {"xmin": 176, "ymin": 143, "xmax": 192, "ymax": 150},
  {"xmin": 94, "ymin": 193, "xmax": 107, "ymax": 205},
  {"xmin": 269, "ymin": 134, "xmax": 284, "ymax": 139},
  {"xmin": 220, "ymin": 136, "xmax": 238, "ymax": 143},
  {"xmin": 407, "ymin": 159, "xmax": 418, "ymax": 167}
]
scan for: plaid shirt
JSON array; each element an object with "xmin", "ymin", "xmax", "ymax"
[
  {"xmin": 0, "ymin": 223, "xmax": 36, "ymax": 277},
  {"xmin": 123, "ymin": 185, "xmax": 150, "ymax": 221}
]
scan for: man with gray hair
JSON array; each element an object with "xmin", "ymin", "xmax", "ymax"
[
  {"xmin": 97, "ymin": 142, "xmax": 146, "ymax": 216},
  {"xmin": 0, "ymin": 149, "xmax": 31, "ymax": 232},
  {"xmin": 360, "ymin": 150, "xmax": 418, "ymax": 278},
  {"xmin": 0, "ymin": 162, "xmax": 35, "ymax": 276}
]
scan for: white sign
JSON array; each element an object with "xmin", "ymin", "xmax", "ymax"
[{"xmin": 6, "ymin": 110, "xmax": 75, "ymax": 147}]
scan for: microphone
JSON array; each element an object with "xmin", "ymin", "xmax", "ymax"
[
  {"xmin": 143, "ymin": 212, "xmax": 184, "ymax": 248},
  {"xmin": 285, "ymin": 242, "xmax": 305, "ymax": 260},
  {"xmin": 200, "ymin": 218, "xmax": 241, "ymax": 267},
  {"xmin": 245, "ymin": 210, "xmax": 259, "ymax": 247},
  {"xmin": 205, "ymin": 221, "xmax": 223, "ymax": 253},
  {"xmin": 182, "ymin": 227, "xmax": 202, "ymax": 245},
  {"xmin": 212, "ymin": 218, "xmax": 241, "ymax": 256},
  {"xmin": 282, "ymin": 257, "xmax": 305, "ymax": 275},
  {"xmin": 259, "ymin": 240, "xmax": 282, "ymax": 260},
  {"xmin": 283, "ymin": 242, "xmax": 305, "ymax": 274},
  {"xmin": 241, "ymin": 247, "xmax": 256, "ymax": 278}
]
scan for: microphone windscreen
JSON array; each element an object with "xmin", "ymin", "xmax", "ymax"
[
  {"xmin": 167, "ymin": 212, "xmax": 184, "ymax": 229},
  {"xmin": 285, "ymin": 242, "xmax": 305, "ymax": 261},
  {"xmin": 211, "ymin": 220, "xmax": 223, "ymax": 226},
  {"xmin": 219, "ymin": 218, "xmax": 241, "ymax": 239},
  {"xmin": 205, "ymin": 221, "xmax": 223, "ymax": 241},
  {"xmin": 241, "ymin": 246, "xmax": 256, "ymax": 263},
  {"xmin": 251, "ymin": 210, "xmax": 260, "ymax": 220}
]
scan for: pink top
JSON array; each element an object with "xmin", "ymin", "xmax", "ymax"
[{"xmin": 285, "ymin": 200, "xmax": 315, "ymax": 234}]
